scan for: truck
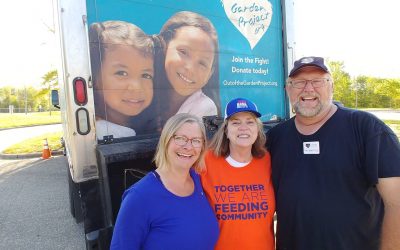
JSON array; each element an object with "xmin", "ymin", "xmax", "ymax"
[{"xmin": 52, "ymin": 0, "xmax": 295, "ymax": 248}]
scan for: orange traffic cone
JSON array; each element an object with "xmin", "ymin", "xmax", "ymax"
[{"xmin": 42, "ymin": 138, "xmax": 52, "ymax": 159}]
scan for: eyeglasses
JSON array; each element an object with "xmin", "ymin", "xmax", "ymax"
[
  {"xmin": 173, "ymin": 135, "xmax": 203, "ymax": 148},
  {"xmin": 287, "ymin": 78, "xmax": 330, "ymax": 89}
]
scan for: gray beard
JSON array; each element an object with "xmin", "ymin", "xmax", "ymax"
[
  {"xmin": 294, "ymin": 101, "xmax": 323, "ymax": 117},
  {"xmin": 293, "ymin": 95, "xmax": 333, "ymax": 117}
]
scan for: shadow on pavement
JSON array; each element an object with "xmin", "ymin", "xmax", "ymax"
[{"xmin": 0, "ymin": 156, "xmax": 85, "ymax": 249}]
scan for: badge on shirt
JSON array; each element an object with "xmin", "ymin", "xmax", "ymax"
[{"xmin": 303, "ymin": 141, "xmax": 320, "ymax": 154}]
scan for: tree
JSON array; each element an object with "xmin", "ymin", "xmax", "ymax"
[
  {"xmin": 326, "ymin": 61, "xmax": 399, "ymax": 109},
  {"xmin": 0, "ymin": 86, "xmax": 49, "ymax": 112},
  {"xmin": 373, "ymin": 78, "xmax": 400, "ymax": 108},
  {"xmin": 0, "ymin": 70, "xmax": 59, "ymax": 113},
  {"xmin": 328, "ymin": 61, "xmax": 353, "ymax": 107},
  {"xmin": 0, "ymin": 87, "xmax": 18, "ymax": 110},
  {"xmin": 353, "ymin": 75, "xmax": 373, "ymax": 108},
  {"xmin": 36, "ymin": 69, "xmax": 58, "ymax": 114}
]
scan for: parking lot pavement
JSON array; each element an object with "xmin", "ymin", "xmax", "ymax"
[
  {"xmin": 367, "ymin": 110, "xmax": 400, "ymax": 120},
  {"xmin": 0, "ymin": 156, "xmax": 85, "ymax": 250}
]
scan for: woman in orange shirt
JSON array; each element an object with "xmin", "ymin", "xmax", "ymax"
[{"xmin": 201, "ymin": 97, "xmax": 275, "ymax": 250}]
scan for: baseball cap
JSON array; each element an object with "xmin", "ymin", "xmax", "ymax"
[
  {"xmin": 224, "ymin": 98, "xmax": 261, "ymax": 119},
  {"xmin": 289, "ymin": 56, "xmax": 330, "ymax": 77}
]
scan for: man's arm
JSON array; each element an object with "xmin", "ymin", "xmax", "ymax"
[{"xmin": 377, "ymin": 177, "xmax": 400, "ymax": 250}]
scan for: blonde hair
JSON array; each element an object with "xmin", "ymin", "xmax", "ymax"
[
  {"xmin": 209, "ymin": 114, "xmax": 266, "ymax": 158},
  {"xmin": 154, "ymin": 113, "xmax": 207, "ymax": 173}
]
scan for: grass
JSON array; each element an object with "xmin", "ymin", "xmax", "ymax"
[
  {"xmin": 2, "ymin": 116, "xmax": 399, "ymax": 155},
  {"xmin": 0, "ymin": 111, "xmax": 61, "ymax": 129},
  {"xmin": 383, "ymin": 120, "xmax": 400, "ymax": 138},
  {"xmin": 2, "ymin": 131, "xmax": 63, "ymax": 154},
  {"xmin": 360, "ymin": 108, "xmax": 400, "ymax": 111}
]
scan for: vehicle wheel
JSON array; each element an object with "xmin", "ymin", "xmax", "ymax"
[{"xmin": 66, "ymin": 158, "xmax": 83, "ymax": 223}]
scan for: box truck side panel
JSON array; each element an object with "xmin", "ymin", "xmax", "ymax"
[
  {"xmin": 54, "ymin": 0, "xmax": 98, "ymax": 182},
  {"xmin": 86, "ymin": 0, "xmax": 289, "ymax": 141},
  {"xmin": 54, "ymin": 0, "xmax": 293, "ymax": 248}
]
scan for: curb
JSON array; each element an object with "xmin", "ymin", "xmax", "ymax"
[{"xmin": 0, "ymin": 150, "xmax": 64, "ymax": 160}]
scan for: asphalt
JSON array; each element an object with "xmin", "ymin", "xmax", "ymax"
[{"xmin": 0, "ymin": 157, "xmax": 86, "ymax": 249}]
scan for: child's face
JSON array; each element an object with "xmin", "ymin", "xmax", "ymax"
[
  {"xmin": 98, "ymin": 45, "xmax": 154, "ymax": 117},
  {"xmin": 164, "ymin": 26, "xmax": 215, "ymax": 96}
]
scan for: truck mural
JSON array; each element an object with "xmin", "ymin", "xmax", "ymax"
[{"xmin": 52, "ymin": 0, "xmax": 294, "ymax": 248}]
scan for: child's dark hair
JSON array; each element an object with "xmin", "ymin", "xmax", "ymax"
[
  {"xmin": 88, "ymin": 21, "xmax": 154, "ymax": 120},
  {"xmin": 158, "ymin": 11, "xmax": 221, "ymax": 115},
  {"xmin": 89, "ymin": 20, "xmax": 154, "ymax": 86},
  {"xmin": 159, "ymin": 11, "xmax": 219, "ymax": 70}
]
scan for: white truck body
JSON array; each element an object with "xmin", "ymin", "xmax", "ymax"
[{"xmin": 53, "ymin": 0, "xmax": 295, "ymax": 248}]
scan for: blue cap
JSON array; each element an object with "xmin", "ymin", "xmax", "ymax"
[
  {"xmin": 224, "ymin": 98, "xmax": 261, "ymax": 119},
  {"xmin": 289, "ymin": 56, "xmax": 330, "ymax": 77}
]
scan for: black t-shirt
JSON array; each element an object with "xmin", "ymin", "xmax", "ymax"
[{"xmin": 266, "ymin": 106, "xmax": 400, "ymax": 250}]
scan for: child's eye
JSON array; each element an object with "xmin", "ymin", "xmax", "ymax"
[
  {"xmin": 199, "ymin": 61, "xmax": 209, "ymax": 69},
  {"xmin": 115, "ymin": 71, "xmax": 128, "ymax": 76},
  {"xmin": 178, "ymin": 48, "xmax": 188, "ymax": 56},
  {"xmin": 142, "ymin": 73, "xmax": 153, "ymax": 80}
]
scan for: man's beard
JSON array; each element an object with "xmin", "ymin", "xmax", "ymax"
[{"xmin": 293, "ymin": 94, "xmax": 333, "ymax": 117}]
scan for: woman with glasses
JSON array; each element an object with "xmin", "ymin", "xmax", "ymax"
[
  {"xmin": 201, "ymin": 98, "xmax": 275, "ymax": 250},
  {"xmin": 111, "ymin": 113, "xmax": 219, "ymax": 250}
]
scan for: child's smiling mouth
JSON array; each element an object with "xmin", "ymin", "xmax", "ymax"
[
  {"xmin": 122, "ymin": 98, "xmax": 144, "ymax": 105},
  {"xmin": 177, "ymin": 72, "xmax": 195, "ymax": 84}
]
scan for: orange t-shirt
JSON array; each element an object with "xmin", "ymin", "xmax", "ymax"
[{"xmin": 201, "ymin": 150, "xmax": 275, "ymax": 250}]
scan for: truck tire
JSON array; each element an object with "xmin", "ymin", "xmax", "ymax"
[
  {"xmin": 66, "ymin": 159, "xmax": 84, "ymax": 223},
  {"xmin": 68, "ymin": 167, "xmax": 75, "ymax": 218}
]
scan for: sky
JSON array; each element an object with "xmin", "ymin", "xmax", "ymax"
[
  {"xmin": 0, "ymin": 0, "xmax": 399, "ymax": 88},
  {"xmin": 0, "ymin": 1, "xmax": 56, "ymax": 88},
  {"xmin": 294, "ymin": 0, "xmax": 400, "ymax": 79}
]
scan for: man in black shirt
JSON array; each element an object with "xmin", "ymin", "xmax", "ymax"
[{"xmin": 267, "ymin": 56, "xmax": 400, "ymax": 250}]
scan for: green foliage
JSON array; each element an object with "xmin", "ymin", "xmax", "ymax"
[
  {"xmin": 0, "ymin": 69, "xmax": 59, "ymax": 111},
  {"xmin": 353, "ymin": 76, "xmax": 400, "ymax": 108},
  {"xmin": 0, "ymin": 87, "xmax": 16, "ymax": 107},
  {"xmin": 383, "ymin": 120, "xmax": 400, "ymax": 139},
  {"xmin": 328, "ymin": 60, "xmax": 400, "ymax": 108},
  {"xmin": 0, "ymin": 111, "xmax": 61, "ymax": 129},
  {"xmin": 373, "ymin": 78, "xmax": 400, "ymax": 108},
  {"xmin": 0, "ymin": 86, "xmax": 48, "ymax": 111},
  {"xmin": 36, "ymin": 69, "xmax": 58, "ymax": 99},
  {"xmin": 42, "ymin": 69, "xmax": 58, "ymax": 89},
  {"xmin": 329, "ymin": 61, "xmax": 352, "ymax": 106}
]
